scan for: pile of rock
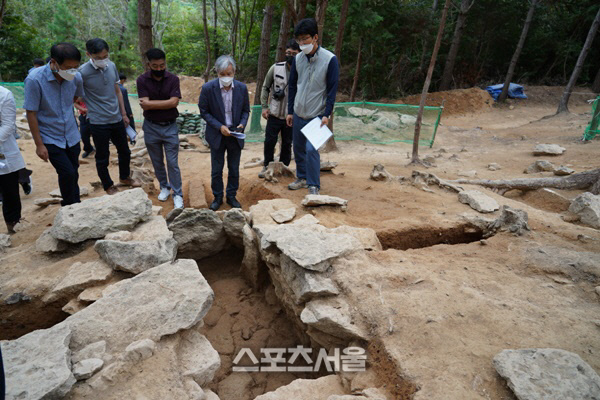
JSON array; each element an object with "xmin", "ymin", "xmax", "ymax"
[{"xmin": 243, "ymin": 199, "xmax": 380, "ymax": 349}]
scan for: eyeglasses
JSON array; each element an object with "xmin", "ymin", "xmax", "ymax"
[{"xmin": 295, "ymin": 37, "xmax": 313, "ymax": 45}]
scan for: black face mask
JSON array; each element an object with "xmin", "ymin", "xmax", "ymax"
[
  {"xmin": 286, "ymin": 56, "xmax": 294, "ymax": 65},
  {"xmin": 151, "ymin": 69, "xmax": 165, "ymax": 78}
]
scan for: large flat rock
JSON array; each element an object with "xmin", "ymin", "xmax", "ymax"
[
  {"xmin": 66, "ymin": 259, "xmax": 214, "ymax": 353},
  {"xmin": 168, "ymin": 208, "xmax": 228, "ymax": 259},
  {"xmin": 95, "ymin": 216, "xmax": 178, "ymax": 274},
  {"xmin": 50, "ymin": 188, "xmax": 153, "ymax": 243},
  {"xmin": 261, "ymin": 225, "xmax": 361, "ymax": 272},
  {"xmin": 569, "ymin": 192, "xmax": 600, "ymax": 229},
  {"xmin": 2, "ymin": 323, "xmax": 76, "ymax": 400},
  {"xmin": 458, "ymin": 190, "xmax": 500, "ymax": 213},
  {"xmin": 280, "ymin": 254, "xmax": 339, "ymax": 304},
  {"xmin": 44, "ymin": 260, "xmax": 113, "ymax": 302},
  {"xmin": 493, "ymin": 348, "xmax": 600, "ymax": 400}
]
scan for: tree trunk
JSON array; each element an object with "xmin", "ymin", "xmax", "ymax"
[
  {"xmin": 213, "ymin": 0, "xmax": 219, "ymax": 62},
  {"xmin": 297, "ymin": 0, "xmax": 308, "ymax": 21},
  {"xmin": 315, "ymin": 0, "xmax": 328, "ymax": 45},
  {"xmin": 334, "ymin": 0, "xmax": 350, "ymax": 64},
  {"xmin": 202, "ymin": 0, "xmax": 212, "ymax": 83},
  {"xmin": 0, "ymin": 0, "xmax": 7, "ymax": 30},
  {"xmin": 451, "ymin": 168, "xmax": 600, "ymax": 195},
  {"xmin": 498, "ymin": 0, "xmax": 538, "ymax": 102},
  {"xmin": 275, "ymin": 6, "xmax": 291, "ymax": 62},
  {"xmin": 557, "ymin": 7, "xmax": 600, "ymax": 113},
  {"xmin": 592, "ymin": 67, "xmax": 600, "ymax": 94},
  {"xmin": 410, "ymin": 0, "xmax": 451, "ymax": 164},
  {"xmin": 254, "ymin": 3, "xmax": 274, "ymax": 105},
  {"xmin": 439, "ymin": 0, "xmax": 473, "ymax": 91},
  {"xmin": 239, "ymin": 0, "xmax": 258, "ymax": 66},
  {"xmin": 350, "ymin": 37, "xmax": 363, "ymax": 102},
  {"xmin": 138, "ymin": 0, "xmax": 153, "ymax": 66}
]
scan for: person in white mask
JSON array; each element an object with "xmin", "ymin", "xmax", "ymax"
[
  {"xmin": 198, "ymin": 55, "xmax": 250, "ymax": 211},
  {"xmin": 24, "ymin": 43, "xmax": 85, "ymax": 206},
  {"xmin": 78, "ymin": 38, "xmax": 139, "ymax": 195}
]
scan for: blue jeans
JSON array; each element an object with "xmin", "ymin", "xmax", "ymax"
[{"xmin": 292, "ymin": 114, "xmax": 321, "ymax": 188}]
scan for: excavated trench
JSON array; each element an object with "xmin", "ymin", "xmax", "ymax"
[
  {"xmin": 193, "ymin": 248, "xmax": 335, "ymax": 398},
  {"xmin": 0, "ymin": 183, "xmax": 428, "ymax": 399},
  {"xmin": 377, "ymin": 222, "xmax": 485, "ymax": 251}
]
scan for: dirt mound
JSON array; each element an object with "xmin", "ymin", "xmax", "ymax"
[
  {"xmin": 179, "ymin": 75, "xmax": 205, "ymax": 104},
  {"xmin": 397, "ymin": 87, "xmax": 494, "ymax": 116},
  {"xmin": 179, "ymin": 75, "xmax": 258, "ymax": 105}
]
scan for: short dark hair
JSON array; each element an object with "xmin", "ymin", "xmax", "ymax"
[
  {"xmin": 50, "ymin": 43, "xmax": 81, "ymax": 65},
  {"xmin": 33, "ymin": 58, "xmax": 45, "ymax": 66},
  {"xmin": 286, "ymin": 39, "xmax": 300, "ymax": 51},
  {"xmin": 86, "ymin": 38, "xmax": 109, "ymax": 54},
  {"xmin": 294, "ymin": 18, "xmax": 318, "ymax": 37},
  {"xmin": 146, "ymin": 48, "xmax": 166, "ymax": 62},
  {"xmin": 119, "ymin": 73, "xmax": 127, "ymax": 81},
  {"xmin": 45, "ymin": 56, "xmax": 52, "ymax": 63}
]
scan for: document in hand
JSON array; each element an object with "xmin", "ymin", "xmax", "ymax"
[
  {"xmin": 300, "ymin": 117, "xmax": 333, "ymax": 150},
  {"xmin": 125, "ymin": 126, "xmax": 137, "ymax": 142},
  {"xmin": 230, "ymin": 131, "xmax": 246, "ymax": 140}
]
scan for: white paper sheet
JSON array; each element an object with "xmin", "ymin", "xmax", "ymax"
[
  {"xmin": 230, "ymin": 131, "xmax": 246, "ymax": 139},
  {"xmin": 300, "ymin": 117, "xmax": 333, "ymax": 150},
  {"xmin": 125, "ymin": 126, "xmax": 137, "ymax": 142}
]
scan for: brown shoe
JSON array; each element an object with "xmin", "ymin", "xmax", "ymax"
[
  {"xmin": 119, "ymin": 177, "xmax": 142, "ymax": 187},
  {"xmin": 106, "ymin": 185, "xmax": 119, "ymax": 195}
]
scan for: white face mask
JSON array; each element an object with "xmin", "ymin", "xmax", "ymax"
[
  {"xmin": 219, "ymin": 76, "xmax": 234, "ymax": 87},
  {"xmin": 92, "ymin": 57, "xmax": 109, "ymax": 69},
  {"xmin": 300, "ymin": 43, "xmax": 314, "ymax": 55},
  {"xmin": 58, "ymin": 68, "xmax": 77, "ymax": 81}
]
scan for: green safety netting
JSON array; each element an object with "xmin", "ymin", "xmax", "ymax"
[
  {"xmin": 3, "ymin": 82, "xmax": 443, "ymax": 147},
  {"xmin": 1, "ymin": 82, "xmax": 25, "ymax": 110},
  {"xmin": 583, "ymin": 95, "xmax": 600, "ymax": 141}
]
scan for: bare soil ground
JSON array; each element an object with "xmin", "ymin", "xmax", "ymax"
[{"xmin": 2, "ymin": 85, "xmax": 599, "ymax": 399}]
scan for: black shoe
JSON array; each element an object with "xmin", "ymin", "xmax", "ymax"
[
  {"xmin": 82, "ymin": 149, "xmax": 95, "ymax": 158},
  {"xmin": 226, "ymin": 196, "xmax": 242, "ymax": 209},
  {"xmin": 209, "ymin": 197, "xmax": 223, "ymax": 211},
  {"xmin": 21, "ymin": 181, "xmax": 32, "ymax": 195}
]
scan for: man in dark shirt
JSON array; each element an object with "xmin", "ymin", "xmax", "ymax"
[{"xmin": 136, "ymin": 48, "xmax": 183, "ymax": 209}]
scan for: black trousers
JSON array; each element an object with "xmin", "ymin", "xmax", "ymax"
[
  {"xmin": 0, "ymin": 171, "xmax": 22, "ymax": 225},
  {"xmin": 90, "ymin": 121, "xmax": 131, "ymax": 190},
  {"xmin": 264, "ymin": 116, "xmax": 293, "ymax": 166},
  {"xmin": 47, "ymin": 143, "xmax": 81, "ymax": 206},
  {"xmin": 210, "ymin": 135, "xmax": 241, "ymax": 198},
  {"xmin": 79, "ymin": 115, "xmax": 94, "ymax": 153}
]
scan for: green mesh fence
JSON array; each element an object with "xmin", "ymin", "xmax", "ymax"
[
  {"xmin": 246, "ymin": 102, "xmax": 443, "ymax": 147},
  {"xmin": 1, "ymin": 82, "xmax": 26, "ymax": 108},
  {"xmin": 583, "ymin": 96, "xmax": 600, "ymax": 141},
  {"xmin": 3, "ymin": 82, "xmax": 443, "ymax": 147}
]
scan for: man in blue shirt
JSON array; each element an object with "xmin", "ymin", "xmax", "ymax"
[
  {"xmin": 286, "ymin": 18, "xmax": 339, "ymax": 195},
  {"xmin": 24, "ymin": 43, "xmax": 84, "ymax": 206}
]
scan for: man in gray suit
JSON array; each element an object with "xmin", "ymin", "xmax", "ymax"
[{"xmin": 198, "ymin": 55, "xmax": 250, "ymax": 211}]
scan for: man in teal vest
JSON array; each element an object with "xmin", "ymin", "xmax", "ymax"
[{"xmin": 286, "ymin": 18, "xmax": 339, "ymax": 195}]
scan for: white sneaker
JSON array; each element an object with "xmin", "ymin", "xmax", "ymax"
[
  {"xmin": 158, "ymin": 188, "xmax": 171, "ymax": 202},
  {"xmin": 173, "ymin": 195, "xmax": 184, "ymax": 209}
]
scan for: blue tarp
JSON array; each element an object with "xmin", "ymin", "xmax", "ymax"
[{"xmin": 485, "ymin": 83, "xmax": 528, "ymax": 101}]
